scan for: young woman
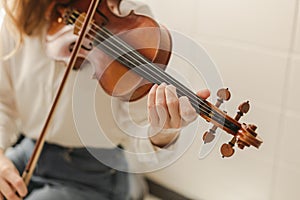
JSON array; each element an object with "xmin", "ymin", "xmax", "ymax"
[{"xmin": 0, "ymin": 0, "xmax": 210, "ymax": 199}]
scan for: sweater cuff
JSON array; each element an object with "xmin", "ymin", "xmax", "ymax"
[{"xmin": 0, "ymin": 132, "xmax": 12, "ymax": 151}]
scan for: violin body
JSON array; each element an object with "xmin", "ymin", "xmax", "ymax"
[
  {"xmin": 45, "ymin": 0, "xmax": 263, "ymax": 156},
  {"xmin": 44, "ymin": 0, "xmax": 263, "ymax": 157},
  {"xmin": 46, "ymin": 0, "xmax": 172, "ymax": 101}
]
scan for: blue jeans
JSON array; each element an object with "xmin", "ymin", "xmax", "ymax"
[{"xmin": 5, "ymin": 138, "xmax": 129, "ymax": 200}]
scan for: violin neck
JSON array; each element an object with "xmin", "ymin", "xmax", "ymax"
[{"xmin": 93, "ymin": 27, "xmax": 240, "ymax": 134}]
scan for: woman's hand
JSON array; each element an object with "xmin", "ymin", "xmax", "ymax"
[
  {"xmin": 0, "ymin": 149, "xmax": 27, "ymax": 200},
  {"xmin": 147, "ymin": 83, "xmax": 210, "ymax": 147}
]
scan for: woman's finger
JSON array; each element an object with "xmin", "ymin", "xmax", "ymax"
[
  {"xmin": 179, "ymin": 96, "xmax": 197, "ymax": 124},
  {"xmin": 0, "ymin": 179, "xmax": 21, "ymax": 200},
  {"xmin": 147, "ymin": 84, "xmax": 159, "ymax": 126},
  {"xmin": 196, "ymin": 89, "xmax": 210, "ymax": 99},
  {"xmin": 5, "ymin": 171, "xmax": 27, "ymax": 198},
  {"xmin": 165, "ymin": 85, "xmax": 180, "ymax": 127},
  {"xmin": 155, "ymin": 83, "xmax": 169, "ymax": 128}
]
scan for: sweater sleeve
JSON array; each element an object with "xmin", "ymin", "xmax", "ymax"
[{"xmin": 0, "ymin": 18, "xmax": 19, "ymax": 150}]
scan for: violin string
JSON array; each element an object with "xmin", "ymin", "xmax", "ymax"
[
  {"xmin": 69, "ymin": 11, "xmax": 210, "ymax": 111},
  {"xmin": 67, "ymin": 13, "xmax": 210, "ymax": 110},
  {"xmin": 67, "ymin": 14, "xmax": 233, "ymax": 130},
  {"xmin": 68, "ymin": 13, "xmax": 233, "ymax": 130},
  {"xmin": 92, "ymin": 35, "xmax": 238, "ymax": 130},
  {"xmin": 67, "ymin": 12, "xmax": 234, "ymax": 130},
  {"xmin": 72, "ymin": 15, "xmax": 204, "ymax": 107},
  {"xmin": 67, "ymin": 13, "xmax": 219, "ymax": 117}
]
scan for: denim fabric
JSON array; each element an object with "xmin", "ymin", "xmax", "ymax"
[{"xmin": 5, "ymin": 138, "xmax": 129, "ymax": 200}]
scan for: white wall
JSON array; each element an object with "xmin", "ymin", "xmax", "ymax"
[{"xmin": 140, "ymin": 0, "xmax": 300, "ymax": 199}]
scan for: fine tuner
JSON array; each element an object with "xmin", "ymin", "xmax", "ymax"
[{"xmin": 202, "ymin": 88, "xmax": 262, "ymax": 157}]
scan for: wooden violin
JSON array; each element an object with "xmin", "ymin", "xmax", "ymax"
[{"xmin": 22, "ymin": 0, "xmax": 263, "ymax": 185}]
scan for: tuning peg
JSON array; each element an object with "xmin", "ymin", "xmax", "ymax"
[
  {"xmin": 215, "ymin": 88, "xmax": 231, "ymax": 108},
  {"xmin": 202, "ymin": 88, "xmax": 231, "ymax": 143},
  {"xmin": 234, "ymin": 101, "xmax": 250, "ymax": 121},
  {"xmin": 247, "ymin": 124, "xmax": 257, "ymax": 137},
  {"xmin": 236, "ymin": 140, "xmax": 249, "ymax": 150},
  {"xmin": 203, "ymin": 126, "xmax": 217, "ymax": 143},
  {"xmin": 220, "ymin": 137, "xmax": 237, "ymax": 158}
]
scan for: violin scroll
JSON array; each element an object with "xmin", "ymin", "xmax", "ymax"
[
  {"xmin": 203, "ymin": 88, "xmax": 263, "ymax": 158},
  {"xmin": 220, "ymin": 124, "xmax": 262, "ymax": 158}
]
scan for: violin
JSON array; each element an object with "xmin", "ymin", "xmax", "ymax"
[
  {"xmin": 45, "ymin": 0, "xmax": 171, "ymax": 101},
  {"xmin": 22, "ymin": 0, "xmax": 263, "ymax": 185}
]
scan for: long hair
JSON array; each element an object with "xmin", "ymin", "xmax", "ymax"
[{"xmin": 1, "ymin": 0, "xmax": 53, "ymax": 58}]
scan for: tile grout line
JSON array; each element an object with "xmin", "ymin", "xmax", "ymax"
[
  {"xmin": 269, "ymin": 0, "xmax": 300, "ymax": 199},
  {"xmin": 191, "ymin": 32, "xmax": 300, "ymax": 59}
]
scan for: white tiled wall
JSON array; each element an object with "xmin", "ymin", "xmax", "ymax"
[
  {"xmin": 294, "ymin": 5, "xmax": 300, "ymax": 54},
  {"xmin": 140, "ymin": 0, "xmax": 300, "ymax": 199},
  {"xmin": 195, "ymin": 0, "xmax": 296, "ymax": 51}
]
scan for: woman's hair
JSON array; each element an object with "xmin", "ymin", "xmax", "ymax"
[{"xmin": 1, "ymin": 0, "xmax": 53, "ymax": 57}]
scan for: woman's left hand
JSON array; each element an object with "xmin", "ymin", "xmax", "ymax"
[{"xmin": 147, "ymin": 83, "xmax": 210, "ymax": 147}]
